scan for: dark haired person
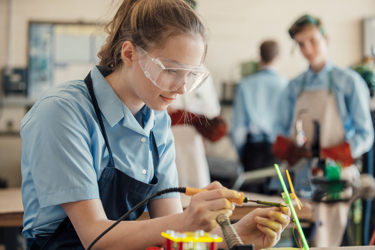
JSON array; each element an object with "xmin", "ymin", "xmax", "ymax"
[
  {"xmin": 231, "ymin": 40, "xmax": 288, "ymax": 192},
  {"xmin": 273, "ymin": 14, "xmax": 374, "ymax": 246},
  {"xmin": 21, "ymin": 1, "xmax": 290, "ymax": 249}
]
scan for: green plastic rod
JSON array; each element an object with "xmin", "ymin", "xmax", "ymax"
[{"xmin": 274, "ymin": 164, "xmax": 309, "ymax": 250}]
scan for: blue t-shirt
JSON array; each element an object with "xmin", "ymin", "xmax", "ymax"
[{"xmin": 20, "ymin": 66, "xmax": 179, "ymax": 238}]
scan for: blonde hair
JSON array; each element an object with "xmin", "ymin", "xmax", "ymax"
[{"xmin": 98, "ymin": 0, "xmax": 208, "ymax": 70}]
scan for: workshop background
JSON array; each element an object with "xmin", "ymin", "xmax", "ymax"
[
  {"xmin": 1, "ymin": 0, "xmax": 375, "ymax": 248},
  {"xmin": 1, "ymin": 0, "xmax": 375, "ymax": 187}
]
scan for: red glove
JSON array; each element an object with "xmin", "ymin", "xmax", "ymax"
[
  {"xmin": 168, "ymin": 109, "xmax": 199, "ymax": 125},
  {"xmin": 272, "ymin": 135, "xmax": 312, "ymax": 166},
  {"xmin": 168, "ymin": 109, "xmax": 227, "ymax": 142},
  {"xmin": 321, "ymin": 142, "xmax": 353, "ymax": 167},
  {"xmin": 193, "ymin": 116, "xmax": 227, "ymax": 142}
]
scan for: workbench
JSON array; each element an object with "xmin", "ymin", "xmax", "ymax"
[
  {"xmin": 2, "ymin": 189, "xmax": 374, "ymax": 249},
  {"xmin": 0, "ymin": 188, "xmax": 315, "ymax": 226}
]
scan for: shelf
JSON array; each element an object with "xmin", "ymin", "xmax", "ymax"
[{"xmin": 0, "ymin": 97, "xmax": 37, "ymax": 108}]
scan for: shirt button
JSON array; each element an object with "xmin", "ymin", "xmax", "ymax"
[
  {"xmin": 141, "ymin": 137, "xmax": 146, "ymax": 142},
  {"xmin": 142, "ymin": 169, "xmax": 147, "ymax": 175}
]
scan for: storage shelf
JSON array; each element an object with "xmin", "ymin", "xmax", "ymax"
[{"xmin": 0, "ymin": 97, "xmax": 37, "ymax": 108}]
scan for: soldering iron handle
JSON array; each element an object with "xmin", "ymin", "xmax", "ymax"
[{"xmin": 216, "ymin": 213, "xmax": 243, "ymax": 249}]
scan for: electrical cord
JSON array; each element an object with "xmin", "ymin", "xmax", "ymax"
[{"xmin": 87, "ymin": 187, "xmax": 186, "ymax": 250}]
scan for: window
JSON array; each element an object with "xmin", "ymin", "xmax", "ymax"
[{"xmin": 28, "ymin": 22, "xmax": 106, "ymax": 98}]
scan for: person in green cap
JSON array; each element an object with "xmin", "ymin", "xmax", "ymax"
[{"xmin": 272, "ymin": 14, "xmax": 374, "ymax": 247}]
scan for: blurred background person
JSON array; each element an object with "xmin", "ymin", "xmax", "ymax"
[
  {"xmin": 230, "ymin": 40, "xmax": 288, "ymax": 193},
  {"xmin": 167, "ymin": 0, "xmax": 226, "ymax": 189},
  {"xmin": 272, "ymin": 14, "xmax": 374, "ymax": 247},
  {"xmin": 168, "ymin": 74, "xmax": 225, "ymax": 188}
]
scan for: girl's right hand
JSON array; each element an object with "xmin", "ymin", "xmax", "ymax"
[{"xmin": 181, "ymin": 181, "xmax": 240, "ymax": 232}]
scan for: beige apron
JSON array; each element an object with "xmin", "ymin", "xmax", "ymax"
[{"xmin": 291, "ymin": 71, "xmax": 353, "ymax": 247}]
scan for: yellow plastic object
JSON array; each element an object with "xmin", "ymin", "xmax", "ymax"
[
  {"xmin": 286, "ymin": 170, "xmax": 303, "ymax": 210},
  {"xmin": 161, "ymin": 230, "xmax": 223, "ymax": 243}
]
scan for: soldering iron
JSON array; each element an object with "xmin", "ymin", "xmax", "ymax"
[
  {"xmin": 185, "ymin": 187, "xmax": 286, "ymax": 207},
  {"xmin": 87, "ymin": 187, "xmax": 285, "ymax": 250}
]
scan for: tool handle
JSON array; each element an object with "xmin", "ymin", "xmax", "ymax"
[
  {"xmin": 216, "ymin": 213, "xmax": 243, "ymax": 248},
  {"xmin": 185, "ymin": 187, "xmax": 244, "ymax": 205}
]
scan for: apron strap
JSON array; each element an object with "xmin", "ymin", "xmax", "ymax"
[
  {"xmin": 150, "ymin": 131, "xmax": 159, "ymax": 169},
  {"xmin": 328, "ymin": 70, "xmax": 333, "ymax": 94},
  {"xmin": 84, "ymin": 69, "xmax": 160, "ymax": 169},
  {"xmin": 84, "ymin": 72, "xmax": 115, "ymax": 167}
]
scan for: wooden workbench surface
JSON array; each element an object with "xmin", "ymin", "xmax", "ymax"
[
  {"xmin": 0, "ymin": 188, "xmax": 23, "ymax": 226},
  {"xmin": 0, "ymin": 188, "xmax": 315, "ymax": 227}
]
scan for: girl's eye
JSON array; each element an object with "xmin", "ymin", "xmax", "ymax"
[
  {"xmin": 188, "ymin": 72, "xmax": 197, "ymax": 77},
  {"xmin": 166, "ymin": 69, "xmax": 178, "ymax": 74}
]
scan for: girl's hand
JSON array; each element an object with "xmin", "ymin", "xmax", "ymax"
[
  {"xmin": 181, "ymin": 181, "xmax": 239, "ymax": 232},
  {"xmin": 233, "ymin": 206, "xmax": 291, "ymax": 249}
]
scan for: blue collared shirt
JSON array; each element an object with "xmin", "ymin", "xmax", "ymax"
[
  {"xmin": 20, "ymin": 66, "xmax": 179, "ymax": 238},
  {"xmin": 230, "ymin": 68, "xmax": 288, "ymax": 155},
  {"xmin": 274, "ymin": 61, "xmax": 374, "ymax": 158}
]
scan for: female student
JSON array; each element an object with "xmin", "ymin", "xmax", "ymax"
[{"xmin": 21, "ymin": 0, "xmax": 290, "ymax": 249}]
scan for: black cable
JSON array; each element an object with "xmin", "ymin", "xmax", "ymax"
[{"xmin": 87, "ymin": 187, "xmax": 186, "ymax": 250}]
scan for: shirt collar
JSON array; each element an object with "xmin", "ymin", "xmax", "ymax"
[
  {"xmin": 259, "ymin": 65, "xmax": 277, "ymax": 72},
  {"xmin": 306, "ymin": 60, "xmax": 333, "ymax": 78},
  {"xmin": 91, "ymin": 66, "xmax": 124, "ymax": 127},
  {"xmin": 121, "ymin": 103, "xmax": 155, "ymax": 136},
  {"xmin": 90, "ymin": 66, "xmax": 155, "ymax": 136}
]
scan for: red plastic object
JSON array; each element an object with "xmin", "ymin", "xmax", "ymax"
[{"xmin": 321, "ymin": 142, "xmax": 353, "ymax": 167}]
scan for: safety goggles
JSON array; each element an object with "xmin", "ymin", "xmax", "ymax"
[{"xmin": 136, "ymin": 46, "xmax": 210, "ymax": 93}]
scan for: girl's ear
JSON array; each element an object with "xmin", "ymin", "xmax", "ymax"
[{"xmin": 121, "ymin": 41, "xmax": 135, "ymax": 67}]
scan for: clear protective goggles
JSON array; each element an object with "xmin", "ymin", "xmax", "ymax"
[{"xmin": 136, "ymin": 46, "xmax": 210, "ymax": 93}]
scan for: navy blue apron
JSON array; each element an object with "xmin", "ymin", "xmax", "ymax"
[{"xmin": 28, "ymin": 67, "xmax": 160, "ymax": 249}]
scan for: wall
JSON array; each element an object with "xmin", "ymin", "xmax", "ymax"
[
  {"xmin": 197, "ymin": 0, "xmax": 375, "ymax": 87},
  {"xmin": 2, "ymin": 0, "xmax": 375, "ymax": 84},
  {"xmin": 1, "ymin": 0, "xmax": 375, "ymax": 186}
]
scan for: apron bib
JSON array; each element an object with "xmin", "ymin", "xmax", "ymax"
[{"xmin": 270, "ymin": 70, "xmax": 346, "ymax": 194}]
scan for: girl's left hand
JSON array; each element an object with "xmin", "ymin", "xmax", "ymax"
[{"xmin": 232, "ymin": 206, "xmax": 291, "ymax": 249}]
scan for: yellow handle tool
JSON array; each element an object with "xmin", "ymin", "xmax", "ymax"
[{"xmin": 185, "ymin": 187, "xmax": 245, "ymax": 206}]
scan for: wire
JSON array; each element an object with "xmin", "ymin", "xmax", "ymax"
[
  {"xmin": 87, "ymin": 187, "xmax": 186, "ymax": 250},
  {"xmin": 290, "ymin": 219, "xmax": 303, "ymax": 249}
]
